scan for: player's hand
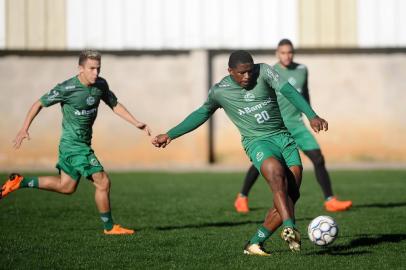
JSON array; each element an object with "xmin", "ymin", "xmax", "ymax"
[
  {"xmin": 13, "ymin": 129, "xmax": 30, "ymax": 149},
  {"xmin": 136, "ymin": 122, "xmax": 151, "ymax": 136},
  {"xmin": 310, "ymin": 116, "xmax": 328, "ymax": 133},
  {"xmin": 152, "ymin": 134, "xmax": 171, "ymax": 148}
]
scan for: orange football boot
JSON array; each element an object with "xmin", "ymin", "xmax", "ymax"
[
  {"xmin": 324, "ymin": 197, "xmax": 353, "ymax": 212},
  {"xmin": 234, "ymin": 194, "xmax": 249, "ymax": 213},
  {"xmin": 1, "ymin": 173, "xmax": 24, "ymax": 199},
  {"xmin": 104, "ymin": 224, "xmax": 135, "ymax": 235}
]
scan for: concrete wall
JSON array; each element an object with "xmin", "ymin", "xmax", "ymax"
[{"xmin": 0, "ymin": 51, "xmax": 405, "ymax": 170}]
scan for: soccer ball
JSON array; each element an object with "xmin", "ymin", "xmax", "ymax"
[{"xmin": 308, "ymin": 215, "xmax": 338, "ymax": 246}]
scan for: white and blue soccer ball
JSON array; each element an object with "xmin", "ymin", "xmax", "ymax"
[{"xmin": 308, "ymin": 216, "xmax": 338, "ymax": 246}]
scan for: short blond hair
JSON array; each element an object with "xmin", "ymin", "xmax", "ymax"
[{"xmin": 78, "ymin": 50, "xmax": 101, "ymax": 65}]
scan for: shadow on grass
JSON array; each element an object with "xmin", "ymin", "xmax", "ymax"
[
  {"xmin": 352, "ymin": 202, "xmax": 406, "ymax": 209},
  {"xmin": 306, "ymin": 233, "xmax": 406, "ymax": 256},
  {"xmin": 153, "ymin": 217, "xmax": 313, "ymax": 231},
  {"xmin": 154, "ymin": 220, "xmax": 264, "ymax": 231},
  {"xmin": 248, "ymin": 207, "xmax": 268, "ymax": 212}
]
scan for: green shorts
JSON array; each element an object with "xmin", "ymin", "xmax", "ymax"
[
  {"xmin": 56, "ymin": 146, "xmax": 104, "ymax": 181},
  {"xmin": 288, "ymin": 124, "xmax": 320, "ymax": 151},
  {"xmin": 245, "ymin": 132, "xmax": 302, "ymax": 172}
]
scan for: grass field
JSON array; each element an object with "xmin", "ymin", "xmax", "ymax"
[{"xmin": 0, "ymin": 170, "xmax": 405, "ymax": 269}]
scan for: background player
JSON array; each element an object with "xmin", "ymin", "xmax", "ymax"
[
  {"xmin": 152, "ymin": 50, "xmax": 328, "ymax": 256},
  {"xmin": 1, "ymin": 50, "xmax": 151, "ymax": 235},
  {"xmin": 234, "ymin": 39, "xmax": 352, "ymax": 213}
]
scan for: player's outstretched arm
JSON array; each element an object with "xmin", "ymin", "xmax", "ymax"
[
  {"xmin": 279, "ymin": 82, "xmax": 317, "ymax": 120},
  {"xmin": 13, "ymin": 100, "xmax": 43, "ymax": 149},
  {"xmin": 309, "ymin": 116, "xmax": 328, "ymax": 133},
  {"xmin": 152, "ymin": 134, "xmax": 171, "ymax": 148},
  {"xmin": 112, "ymin": 102, "xmax": 151, "ymax": 136},
  {"xmin": 279, "ymin": 83, "xmax": 328, "ymax": 133},
  {"xmin": 151, "ymin": 105, "xmax": 215, "ymax": 150}
]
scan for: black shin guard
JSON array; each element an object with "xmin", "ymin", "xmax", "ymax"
[
  {"xmin": 240, "ymin": 164, "xmax": 260, "ymax": 196},
  {"xmin": 286, "ymin": 168, "xmax": 300, "ymax": 204},
  {"xmin": 303, "ymin": 149, "xmax": 334, "ymax": 199}
]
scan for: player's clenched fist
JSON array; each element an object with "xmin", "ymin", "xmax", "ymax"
[
  {"xmin": 309, "ymin": 116, "xmax": 328, "ymax": 133},
  {"xmin": 152, "ymin": 134, "xmax": 172, "ymax": 148}
]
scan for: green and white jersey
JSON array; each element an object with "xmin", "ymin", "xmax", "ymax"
[
  {"xmin": 167, "ymin": 63, "xmax": 316, "ymax": 148},
  {"xmin": 40, "ymin": 76, "xmax": 118, "ymax": 147},
  {"xmin": 274, "ymin": 62, "xmax": 309, "ymax": 127},
  {"xmin": 206, "ymin": 64, "xmax": 289, "ymax": 145}
]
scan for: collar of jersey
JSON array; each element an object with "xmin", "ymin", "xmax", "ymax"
[
  {"xmin": 228, "ymin": 75, "xmax": 246, "ymax": 89},
  {"xmin": 74, "ymin": 75, "xmax": 92, "ymax": 89}
]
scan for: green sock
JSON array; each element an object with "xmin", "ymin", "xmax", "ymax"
[
  {"xmin": 100, "ymin": 211, "xmax": 114, "ymax": 230},
  {"xmin": 20, "ymin": 177, "xmax": 39, "ymax": 188},
  {"xmin": 249, "ymin": 225, "xmax": 273, "ymax": 244},
  {"xmin": 282, "ymin": 218, "xmax": 295, "ymax": 229}
]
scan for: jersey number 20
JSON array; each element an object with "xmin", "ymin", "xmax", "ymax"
[{"xmin": 255, "ymin": 111, "xmax": 270, "ymax": 124}]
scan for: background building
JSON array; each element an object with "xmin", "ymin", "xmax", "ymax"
[{"xmin": 1, "ymin": 0, "xmax": 405, "ymax": 170}]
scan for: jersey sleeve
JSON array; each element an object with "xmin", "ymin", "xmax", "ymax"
[
  {"xmin": 167, "ymin": 88, "xmax": 220, "ymax": 140},
  {"xmin": 39, "ymin": 84, "xmax": 65, "ymax": 107},
  {"xmin": 279, "ymin": 82, "xmax": 316, "ymax": 120},
  {"xmin": 100, "ymin": 79, "xmax": 118, "ymax": 109}
]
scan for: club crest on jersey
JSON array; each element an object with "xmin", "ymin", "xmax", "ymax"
[
  {"xmin": 244, "ymin": 92, "xmax": 255, "ymax": 102},
  {"xmin": 86, "ymin": 96, "xmax": 95, "ymax": 105},
  {"xmin": 256, "ymin": 152, "xmax": 264, "ymax": 161}
]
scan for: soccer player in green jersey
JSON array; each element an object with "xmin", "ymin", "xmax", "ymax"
[
  {"xmin": 152, "ymin": 50, "xmax": 328, "ymax": 256},
  {"xmin": 1, "ymin": 50, "xmax": 151, "ymax": 235},
  {"xmin": 234, "ymin": 39, "xmax": 352, "ymax": 214}
]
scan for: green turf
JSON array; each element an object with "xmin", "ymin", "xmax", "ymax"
[{"xmin": 0, "ymin": 170, "xmax": 405, "ymax": 269}]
